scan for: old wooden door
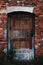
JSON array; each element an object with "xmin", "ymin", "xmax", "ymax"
[{"xmin": 8, "ymin": 12, "xmax": 35, "ymax": 60}]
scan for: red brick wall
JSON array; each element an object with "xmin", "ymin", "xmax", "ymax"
[
  {"xmin": 0, "ymin": 0, "xmax": 7, "ymax": 51},
  {"xmin": 0, "ymin": 0, "xmax": 43, "ymax": 56}
]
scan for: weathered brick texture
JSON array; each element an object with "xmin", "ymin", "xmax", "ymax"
[{"xmin": 0, "ymin": 0, "xmax": 7, "ymax": 50}]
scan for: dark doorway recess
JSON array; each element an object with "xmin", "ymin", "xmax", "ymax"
[{"xmin": 7, "ymin": 11, "xmax": 35, "ymax": 60}]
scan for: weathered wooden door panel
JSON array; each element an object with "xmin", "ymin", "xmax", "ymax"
[
  {"xmin": 8, "ymin": 12, "xmax": 35, "ymax": 60},
  {"xmin": 8, "ymin": 13, "xmax": 33, "ymax": 49}
]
